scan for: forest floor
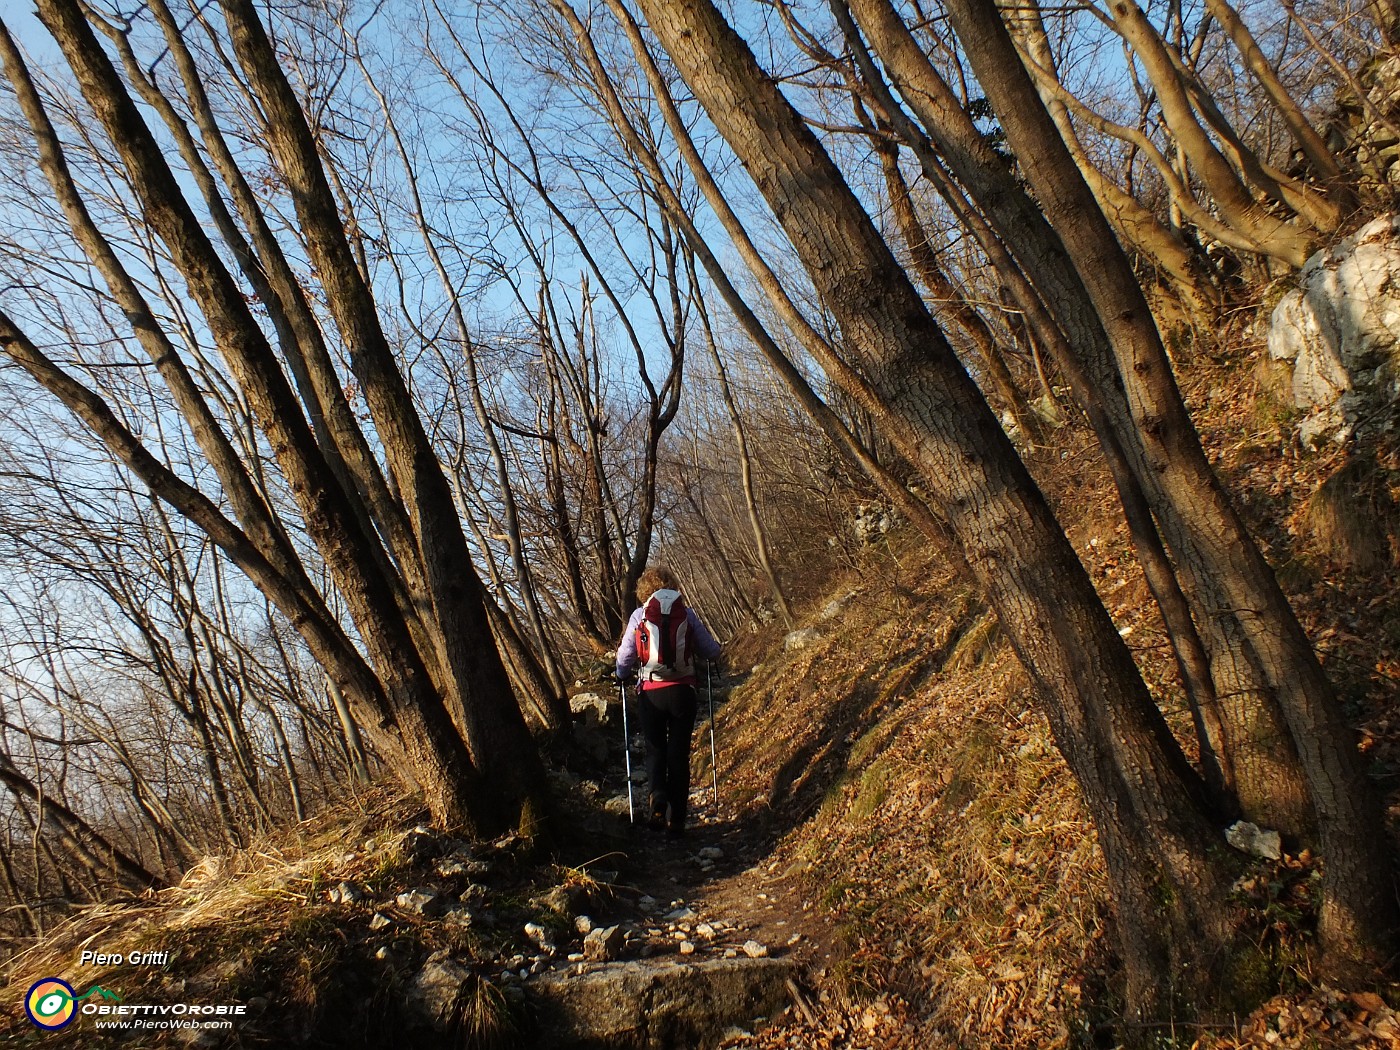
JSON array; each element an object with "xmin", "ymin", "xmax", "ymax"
[{"xmin": 1, "ymin": 533, "xmax": 1398, "ymax": 1050}]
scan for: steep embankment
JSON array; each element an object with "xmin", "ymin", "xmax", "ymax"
[
  {"xmin": 695, "ymin": 312, "xmax": 1400, "ymax": 1047},
  {"xmin": 703, "ymin": 544, "xmax": 1109, "ymax": 1049}
]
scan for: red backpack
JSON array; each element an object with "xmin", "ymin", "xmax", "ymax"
[{"xmin": 635, "ymin": 589, "xmax": 692, "ymax": 682}]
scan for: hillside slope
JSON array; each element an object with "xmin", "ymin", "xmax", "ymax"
[{"xmin": 4, "ymin": 342, "xmax": 1399, "ymax": 1049}]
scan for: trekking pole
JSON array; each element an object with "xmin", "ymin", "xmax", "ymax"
[
  {"xmin": 707, "ymin": 663, "xmax": 719, "ymax": 820},
  {"xmin": 619, "ymin": 677, "xmax": 635, "ymax": 824}
]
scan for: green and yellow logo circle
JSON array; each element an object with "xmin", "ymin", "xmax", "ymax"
[{"xmin": 25, "ymin": 978, "xmax": 77, "ymax": 1030}]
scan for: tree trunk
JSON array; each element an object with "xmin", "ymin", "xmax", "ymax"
[
  {"xmin": 631, "ymin": 0, "xmax": 1240, "ymax": 1015},
  {"xmin": 10, "ymin": 5, "xmax": 504, "ymax": 835},
  {"xmin": 870, "ymin": 134, "xmax": 1042, "ymax": 446},
  {"xmin": 0, "ymin": 756, "xmax": 165, "ymax": 891},
  {"xmin": 937, "ymin": 0, "xmax": 1398, "ymax": 977},
  {"xmin": 689, "ymin": 264, "xmax": 796, "ymax": 627},
  {"xmin": 325, "ymin": 677, "xmax": 372, "ymax": 785},
  {"xmin": 1099, "ymin": 0, "xmax": 1326, "ymax": 263},
  {"xmin": 1199, "ymin": 0, "xmax": 1346, "ymax": 187},
  {"xmin": 834, "ymin": 0, "xmax": 1238, "ymax": 806},
  {"xmin": 844, "ymin": 0, "xmax": 1312, "ymax": 835},
  {"xmin": 999, "ymin": 2, "xmax": 1223, "ymax": 324},
  {"xmin": 213, "ymin": 0, "xmax": 545, "ymax": 831},
  {"xmin": 579, "ymin": 0, "xmax": 967, "ymax": 560}
]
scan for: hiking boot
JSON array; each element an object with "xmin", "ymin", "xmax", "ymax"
[
  {"xmin": 666, "ymin": 822, "xmax": 686, "ymax": 838},
  {"xmin": 648, "ymin": 800, "xmax": 669, "ymax": 830}
]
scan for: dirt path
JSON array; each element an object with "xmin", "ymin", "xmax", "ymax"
[{"xmin": 574, "ymin": 781, "xmax": 857, "ymax": 1044}]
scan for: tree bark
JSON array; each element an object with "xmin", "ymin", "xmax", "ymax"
[
  {"xmin": 936, "ymin": 0, "xmax": 1398, "ymax": 976},
  {"xmin": 579, "ymin": 0, "xmax": 965, "ymax": 557},
  {"xmin": 631, "ymin": 0, "xmax": 1239, "ymax": 1015},
  {"xmin": 1198, "ymin": 0, "xmax": 1346, "ymax": 187},
  {"xmin": 686, "ymin": 254, "xmax": 796, "ymax": 628},
  {"xmin": 999, "ymin": 2, "xmax": 1223, "ymax": 324},
  {"xmin": 844, "ymin": 0, "xmax": 1312, "ymax": 836}
]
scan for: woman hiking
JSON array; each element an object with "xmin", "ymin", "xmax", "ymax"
[{"xmin": 615, "ymin": 566, "xmax": 722, "ymax": 836}]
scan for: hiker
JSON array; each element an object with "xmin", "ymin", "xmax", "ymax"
[{"xmin": 615, "ymin": 566, "xmax": 721, "ymax": 836}]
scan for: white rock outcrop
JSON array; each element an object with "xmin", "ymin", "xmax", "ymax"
[
  {"xmin": 1224, "ymin": 820, "xmax": 1283, "ymax": 861},
  {"xmin": 568, "ymin": 691, "xmax": 609, "ymax": 725},
  {"xmin": 1268, "ymin": 214, "xmax": 1400, "ymax": 446}
]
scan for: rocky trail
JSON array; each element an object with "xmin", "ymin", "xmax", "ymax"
[
  {"xmin": 481, "ymin": 681, "xmax": 918, "ymax": 1050},
  {"xmin": 470, "ymin": 744, "xmax": 843, "ymax": 1049},
  {"xmin": 498, "ymin": 807, "xmax": 812, "ymax": 1048}
]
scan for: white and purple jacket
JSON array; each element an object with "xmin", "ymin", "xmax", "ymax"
[{"xmin": 616, "ymin": 601, "xmax": 721, "ymax": 690}]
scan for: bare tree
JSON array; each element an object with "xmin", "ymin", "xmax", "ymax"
[{"xmin": 0, "ymin": 1, "xmax": 543, "ymax": 834}]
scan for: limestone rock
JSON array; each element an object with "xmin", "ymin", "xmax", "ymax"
[
  {"xmin": 1268, "ymin": 214, "xmax": 1400, "ymax": 446},
  {"xmin": 327, "ymin": 881, "xmax": 365, "ymax": 904},
  {"xmin": 524, "ymin": 957, "xmax": 794, "ymax": 1049},
  {"xmin": 1225, "ymin": 820, "xmax": 1283, "ymax": 861},
  {"xmin": 603, "ymin": 794, "xmax": 634, "ymax": 816},
  {"xmin": 741, "ymin": 940, "xmax": 769, "ymax": 959},
  {"xmin": 532, "ymin": 883, "xmax": 595, "ymax": 923},
  {"xmin": 569, "ymin": 691, "xmax": 610, "ymax": 724},
  {"xmin": 443, "ymin": 905, "xmax": 475, "ymax": 926},
  {"xmin": 525, "ymin": 922, "xmax": 557, "ymax": 954},
  {"xmin": 406, "ymin": 955, "xmax": 474, "ymax": 1030},
  {"xmin": 572, "ymin": 725, "xmax": 612, "ymax": 763},
  {"xmin": 853, "ymin": 502, "xmax": 901, "ymax": 544},
  {"xmin": 396, "ymin": 887, "xmax": 450, "ymax": 917},
  {"xmin": 783, "ymin": 628, "xmax": 820, "ymax": 651},
  {"xmin": 583, "ymin": 924, "xmax": 626, "ymax": 962},
  {"xmin": 820, "ymin": 592, "xmax": 857, "ymax": 621}
]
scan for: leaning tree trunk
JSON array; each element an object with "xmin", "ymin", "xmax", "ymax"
[
  {"xmin": 689, "ymin": 269, "xmax": 796, "ymax": 628},
  {"xmin": 565, "ymin": 0, "xmax": 964, "ymax": 560},
  {"xmin": 937, "ymin": 0, "xmax": 1398, "ymax": 978},
  {"xmin": 214, "ymin": 0, "xmax": 546, "ymax": 827},
  {"xmin": 998, "ymin": 1, "xmax": 1223, "ymax": 325},
  {"xmin": 19, "ymin": 0, "xmax": 535, "ymax": 835},
  {"xmin": 843, "ymin": 0, "xmax": 1314, "ymax": 837},
  {"xmin": 870, "ymin": 134, "xmax": 1043, "ymax": 446},
  {"xmin": 631, "ymin": 0, "xmax": 1241, "ymax": 1016},
  {"xmin": 0, "ymin": 757, "xmax": 165, "ymax": 892}
]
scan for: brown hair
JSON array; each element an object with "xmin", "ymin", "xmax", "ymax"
[{"xmin": 635, "ymin": 565, "xmax": 679, "ymax": 606}]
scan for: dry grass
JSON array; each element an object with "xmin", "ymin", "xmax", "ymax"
[
  {"xmin": 6, "ymin": 788, "xmax": 411, "ymax": 969},
  {"xmin": 0, "ymin": 788, "xmax": 440, "ymax": 1047}
]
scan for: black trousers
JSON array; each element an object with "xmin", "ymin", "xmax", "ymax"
[{"xmin": 638, "ymin": 684, "xmax": 697, "ymax": 829}]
